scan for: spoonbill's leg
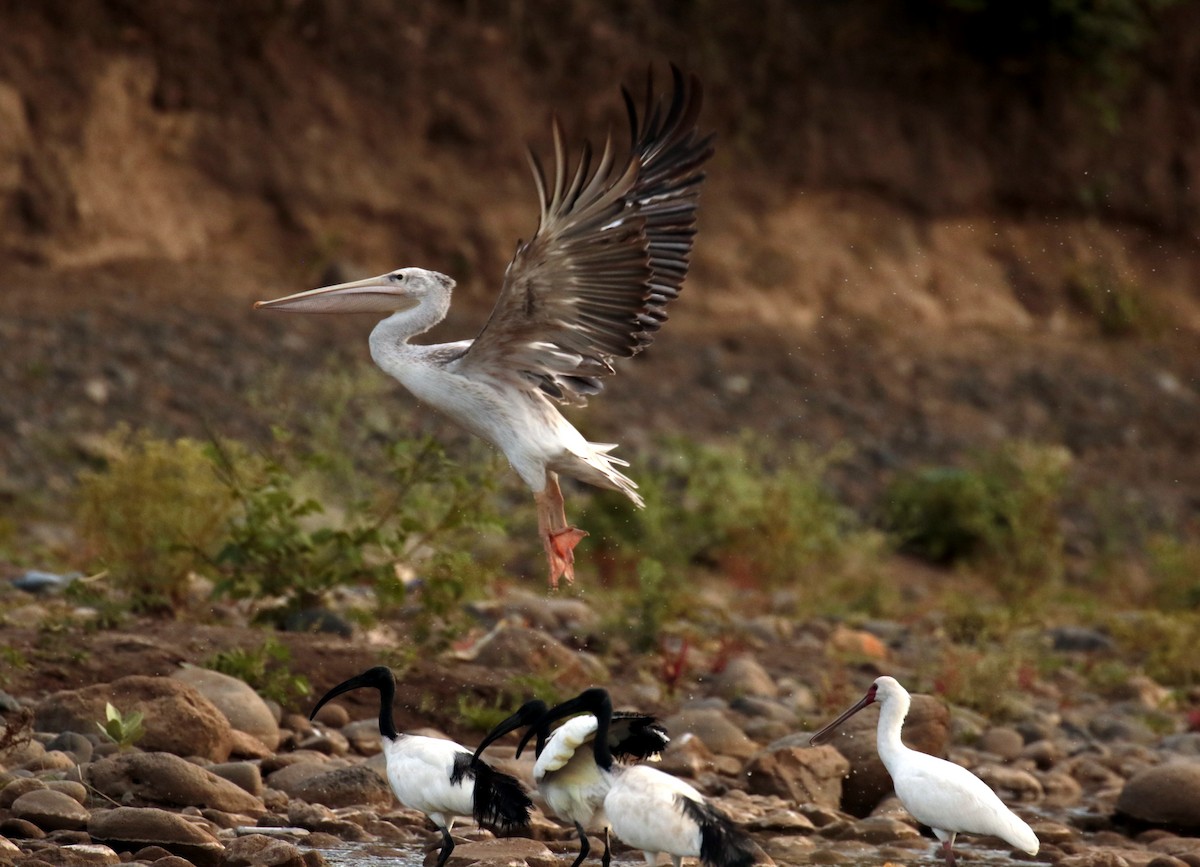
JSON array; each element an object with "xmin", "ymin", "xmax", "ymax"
[
  {"xmin": 601, "ymin": 827, "xmax": 611, "ymax": 867},
  {"xmin": 940, "ymin": 840, "xmax": 957, "ymax": 867},
  {"xmin": 535, "ymin": 473, "xmax": 587, "ymax": 588}
]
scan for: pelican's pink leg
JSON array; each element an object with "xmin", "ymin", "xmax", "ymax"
[{"xmin": 535, "ymin": 473, "xmax": 587, "ymax": 589}]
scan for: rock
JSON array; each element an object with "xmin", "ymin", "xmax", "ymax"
[
  {"xmin": 171, "ymin": 666, "xmax": 281, "ymax": 752},
  {"xmin": 978, "ymin": 726, "xmax": 1025, "ymax": 760},
  {"xmin": 743, "ymin": 744, "xmax": 848, "ymax": 809},
  {"xmin": 441, "ymin": 837, "xmax": 558, "ymax": 867},
  {"xmin": 45, "ymin": 733, "xmax": 93, "ymax": 765},
  {"xmin": 817, "ymin": 692, "xmax": 950, "ymax": 816},
  {"xmin": 266, "ymin": 760, "xmax": 347, "ymax": 794},
  {"xmin": 310, "ymin": 703, "xmax": 349, "ymax": 729},
  {"xmin": 228, "ymin": 729, "xmax": 275, "ymax": 760},
  {"xmin": 975, "ymin": 765, "xmax": 1045, "ymax": 802},
  {"xmin": 663, "ymin": 707, "xmax": 760, "ymax": 759},
  {"xmin": 85, "ymin": 751, "xmax": 264, "ymax": 815},
  {"xmin": 455, "ymin": 625, "xmax": 606, "ymax": 687},
  {"xmin": 31, "ymin": 843, "xmax": 122, "ymax": 865},
  {"xmin": 842, "ymin": 815, "xmax": 921, "ymax": 844},
  {"xmin": 1058, "ymin": 849, "xmax": 1134, "ymax": 867},
  {"xmin": 45, "ymin": 782, "xmax": 88, "ymax": 806},
  {"xmin": 0, "ymin": 817, "xmax": 45, "ymax": 839},
  {"xmin": 711, "ymin": 655, "xmax": 779, "ymax": 700},
  {"xmin": 22, "ymin": 750, "xmax": 78, "ymax": 772},
  {"xmin": 89, "ymin": 806, "xmax": 224, "ymax": 867},
  {"xmin": 340, "ymin": 720, "xmax": 382, "ymax": 756},
  {"xmin": 828, "ymin": 625, "xmax": 888, "ymax": 660},
  {"xmin": 1, "ymin": 778, "xmax": 47, "ymax": 808},
  {"xmin": 288, "ymin": 765, "xmax": 395, "ymax": 810},
  {"xmin": 656, "ymin": 732, "xmax": 721, "ymax": 779},
  {"xmin": 0, "ymin": 737, "xmax": 45, "ymax": 767},
  {"xmin": 1049, "ymin": 627, "xmax": 1115, "ymax": 652},
  {"xmin": 35, "ymin": 676, "xmax": 233, "ymax": 762},
  {"xmin": 10, "ymin": 789, "xmax": 91, "ymax": 832},
  {"xmin": 209, "ymin": 762, "xmax": 263, "ymax": 797},
  {"xmin": 222, "ymin": 833, "xmax": 309, "ymax": 866},
  {"xmin": 1115, "ymin": 762, "xmax": 1200, "ymax": 830}
]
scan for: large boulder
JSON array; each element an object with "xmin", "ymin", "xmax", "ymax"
[
  {"xmin": 663, "ymin": 707, "xmax": 760, "ymax": 760},
  {"xmin": 743, "ymin": 743, "xmax": 849, "ymax": 810},
  {"xmin": 1115, "ymin": 761, "xmax": 1200, "ymax": 831},
  {"xmin": 85, "ymin": 751, "xmax": 264, "ymax": 815},
  {"xmin": 171, "ymin": 665, "xmax": 281, "ymax": 751},
  {"xmin": 35, "ymin": 675, "xmax": 233, "ymax": 762},
  {"xmin": 815, "ymin": 692, "xmax": 950, "ymax": 816},
  {"xmin": 89, "ymin": 806, "xmax": 224, "ymax": 867},
  {"xmin": 286, "ymin": 764, "xmax": 395, "ymax": 810}
]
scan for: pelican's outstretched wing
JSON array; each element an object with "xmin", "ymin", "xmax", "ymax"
[{"xmin": 455, "ymin": 66, "xmax": 714, "ymax": 405}]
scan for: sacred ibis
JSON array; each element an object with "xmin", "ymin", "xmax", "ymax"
[{"xmin": 309, "ymin": 666, "xmax": 532, "ymax": 867}]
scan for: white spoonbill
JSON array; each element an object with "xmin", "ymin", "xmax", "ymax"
[
  {"xmin": 309, "ymin": 666, "xmax": 532, "ymax": 867},
  {"xmin": 530, "ymin": 688, "xmax": 764, "ymax": 867},
  {"xmin": 810, "ymin": 676, "xmax": 1039, "ymax": 867},
  {"xmin": 472, "ymin": 697, "xmax": 671, "ymax": 867},
  {"xmin": 256, "ymin": 66, "xmax": 714, "ymax": 588}
]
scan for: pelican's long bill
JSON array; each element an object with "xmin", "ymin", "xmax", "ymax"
[
  {"xmin": 809, "ymin": 682, "xmax": 879, "ymax": 746},
  {"xmin": 255, "ymin": 273, "xmax": 418, "ymax": 315}
]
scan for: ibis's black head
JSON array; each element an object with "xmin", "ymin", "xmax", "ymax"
[
  {"xmin": 310, "ymin": 665, "xmax": 399, "ymax": 740},
  {"xmin": 471, "ymin": 698, "xmax": 549, "ymax": 765}
]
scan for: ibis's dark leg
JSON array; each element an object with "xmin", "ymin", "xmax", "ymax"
[
  {"xmin": 569, "ymin": 820, "xmax": 591, "ymax": 867},
  {"xmin": 601, "ymin": 826, "xmax": 611, "ymax": 867},
  {"xmin": 435, "ymin": 826, "xmax": 455, "ymax": 867}
]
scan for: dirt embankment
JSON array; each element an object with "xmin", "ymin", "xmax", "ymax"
[{"xmin": 1, "ymin": 1, "xmax": 1199, "ymax": 528}]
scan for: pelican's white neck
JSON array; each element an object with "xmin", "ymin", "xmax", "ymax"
[
  {"xmin": 875, "ymin": 688, "xmax": 912, "ymax": 770},
  {"xmin": 368, "ymin": 289, "xmax": 452, "ymax": 352}
]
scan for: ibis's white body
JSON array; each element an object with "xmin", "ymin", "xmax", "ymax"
[
  {"xmin": 383, "ymin": 733, "xmax": 476, "ymax": 831},
  {"xmin": 872, "ymin": 678, "xmax": 1039, "ymax": 858},
  {"xmin": 604, "ymin": 764, "xmax": 705, "ymax": 867},
  {"xmin": 534, "ymin": 714, "xmax": 614, "ymax": 830}
]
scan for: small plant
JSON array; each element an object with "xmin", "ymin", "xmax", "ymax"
[
  {"xmin": 206, "ymin": 638, "xmax": 312, "ymax": 709},
  {"xmin": 1147, "ymin": 534, "xmax": 1200, "ymax": 611},
  {"xmin": 75, "ymin": 427, "xmax": 232, "ymax": 613},
  {"xmin": 207, "ymin": 434, "xmax": 503, "ymax": 622},
  {"xmin": 1103, "ymin": 611, "xmax": 1200, "ymax": 687},
  {"xmin": 97, "ymin": 702, "xmax": 146, "ymax": 751},
  {"xmin": 883, "ymin": 442, "xmax": 1070, "ymax": 603},
  {"xmin": 1065, "ymin": 261, "xmax": 1158, "ymax": 338},
  {"xmin": 0, "ymin": 645, "xmax": 28, "ymax": 688}
]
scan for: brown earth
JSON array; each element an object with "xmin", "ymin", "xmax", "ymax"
[{"xmin": 1, "ymin": 1, "xmax": 1200, "ymax": 702}]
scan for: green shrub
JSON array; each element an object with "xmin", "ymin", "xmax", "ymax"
[
  {"xmin": 208, "ymin": 435, "xmax": 503, "ymax": 622},
  {"xmin": 578, "ymin": 436, "xmax": 868, "ymax": 589},
  {"xmin": 1146, "ymin": 534, "xmax": 1200, "ymax": 610},
  {"xmin": 76, "ymin": 428, "xmax": 232, "ymax": 613},
  {"xmin": 1066, "ymin": 261, "xmax": 1158, "ymax": 337},
  {"xmin": 883, "ymin": 442, "xmax": 1069, "ymax": 602},
  {"xmin": 1103, "ymin": 610, "xmax": 1200, "ymax": 686},
  {"xmin": 205, "ymin": 638, "xmax": 312, "ymax": 709}
]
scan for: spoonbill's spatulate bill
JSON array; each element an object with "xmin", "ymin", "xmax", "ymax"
[
  {"xmin": 472, "ymin": 697, "xmax": 670, "ymax": 867},
  {"xmin": 529, "ymin": 688, "xmax": 763, "ymax": 867},
  {"xmin": 810, "ymin": 676, "xmax": 1039, "ymax": 867},
  {"xmin": 256, "ymin": 66, "xmax": 714, "ymax": 588},
  {"xmin": 309, "ymin": 666, "xmax": 531, "ymax": 867}
]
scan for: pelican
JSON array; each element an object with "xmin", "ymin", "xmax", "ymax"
[
  {"xmin": 472, "ymin": 697, "xmax": 671, "ymax": 867},
  {"xmin": 255, "ymin": 67, "xmax": 714, "ymax": 588},
  {"xmin": 521, "ymin": 688, "xmax": 762, "ymax": 867},
  {"xmin": 309, "ymin": 666, "xmax": 532, "ymax": 867},
  {"xmin": 810, "ymin": 676, "xmax": 1039, "ymax": 867}
]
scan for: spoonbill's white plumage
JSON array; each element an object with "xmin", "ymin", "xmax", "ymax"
[
  {"xmin": 526, "ymin": 689, "xmax": 763, "ymax": 867},
  {"xmin": 256, "ymin": 67, "xmax": 714, "ymax": 588},
  {"xmin": 472, "ymin": 697, "xmax": 670, "ymax": 867},
  {"xmin": 810, "ymin": 676, "xmax": 1039, "ymax": 867},
  {"xmin": 309, "ymin": 666, "xmax": 531, "ymax": 867}
]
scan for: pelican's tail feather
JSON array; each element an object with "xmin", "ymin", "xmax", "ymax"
[
  {"xmin": 558, "ymin": 442, "xmax": 645, "ymax": 508},
  {"xmin": 678, "ymin": 797, "xmax": 765, "ymax": 867}
]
